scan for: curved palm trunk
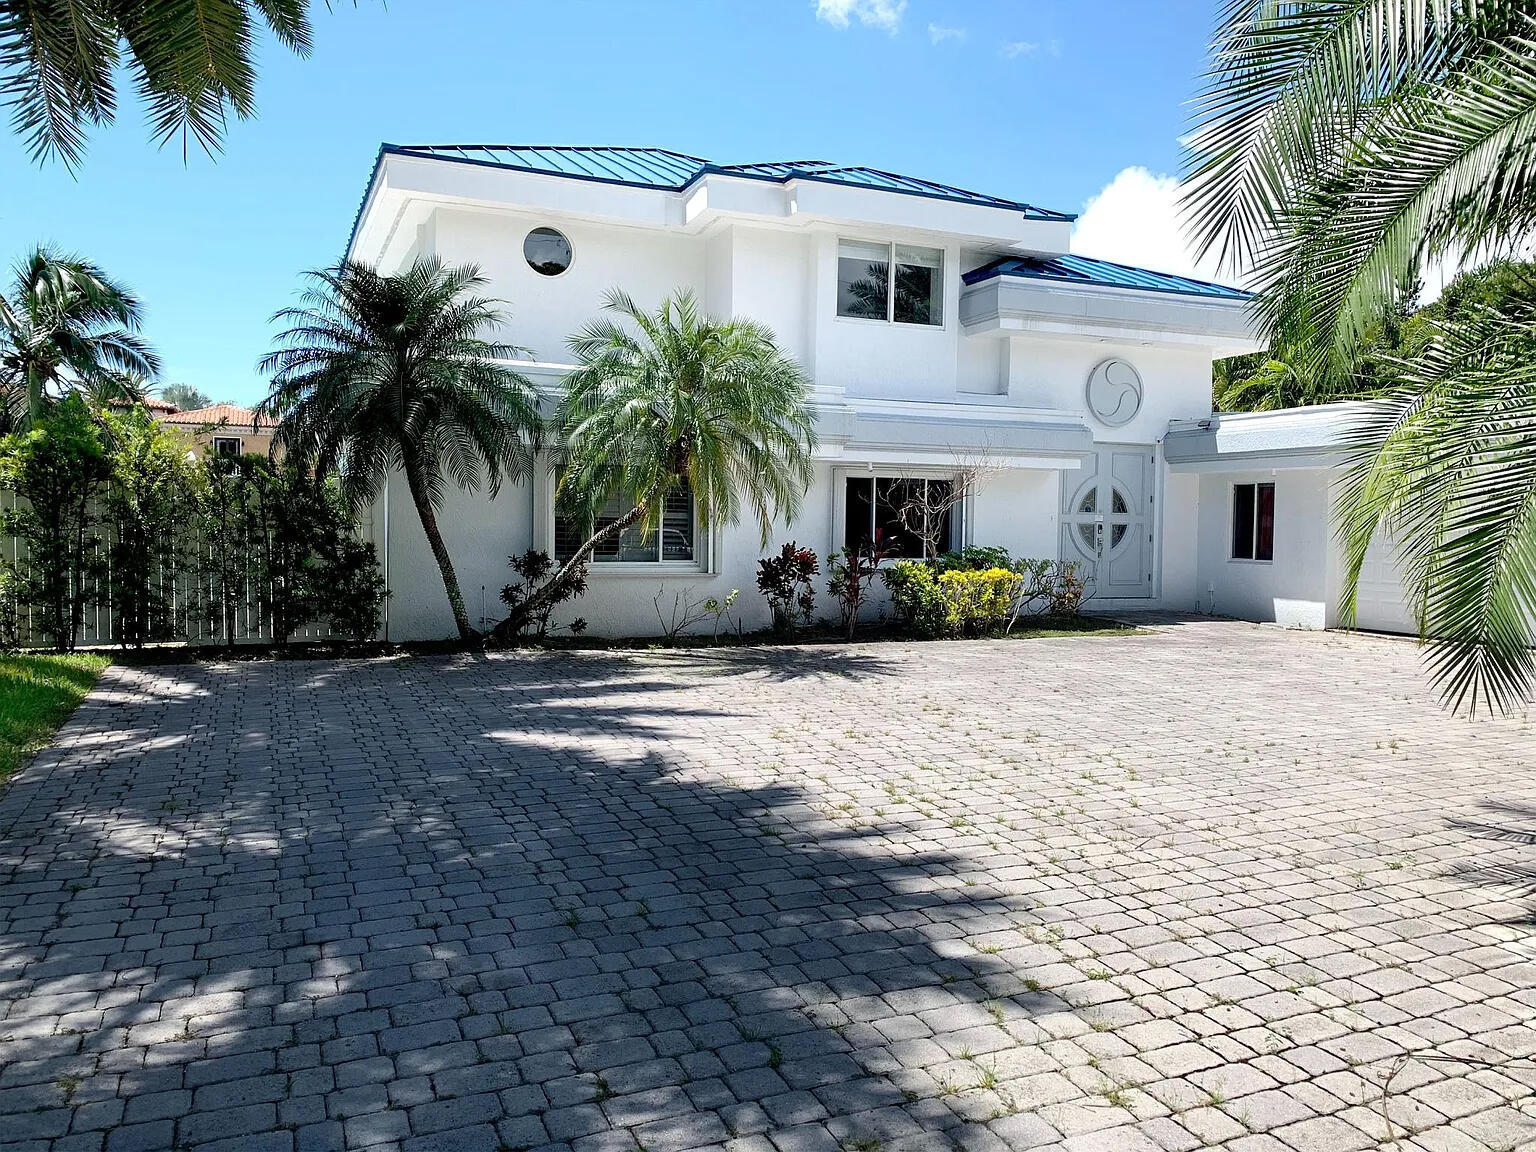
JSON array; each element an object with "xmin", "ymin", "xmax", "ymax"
[
  {"xmin": 490, "ymin": 498, "xmax": 651, "ymax": 643},
  {"xmin": 402, "ymin": 462, "xmax": 476, "ymax": 644}
]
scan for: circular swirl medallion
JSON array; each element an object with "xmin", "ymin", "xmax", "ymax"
[{"xmin": 1085, "ymin": 358, "xmax": 1143, "ymax": 427}]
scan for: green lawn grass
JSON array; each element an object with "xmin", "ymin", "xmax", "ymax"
[{"xmin": 0, "ymin": 653, "xmax": 109, "ymax": 785}]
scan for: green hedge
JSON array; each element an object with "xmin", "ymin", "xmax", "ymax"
[{"xmin": 883, "ymin": 561, "xmax": 1022, "ymax": 638}]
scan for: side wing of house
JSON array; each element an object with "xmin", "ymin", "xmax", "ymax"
[{"xmin": 1164, "ymin": 404, "xmax": 1420, "ymax": 634}]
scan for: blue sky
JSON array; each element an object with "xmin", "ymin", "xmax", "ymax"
[{"xmin": 0, "ymin": 0, "xmax": 1221, "ymax": 405}]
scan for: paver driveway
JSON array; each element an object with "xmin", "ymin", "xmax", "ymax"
[{"xmin": 0, "ymin": 620, "xmax": 1533, "ymax": 1152}]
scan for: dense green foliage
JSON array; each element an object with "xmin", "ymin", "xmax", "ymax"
[
  {"xmin": 0, "ymin": 247, "xmax": 156, "ymax": 430},
  {"xmin": 159, "ymin": 384, "xmax": 210, "ymax": 411},
  {"xmin": 884, "ymin": 549, "xmax": 1088, "ymax": 639},
  {"xmin": 263, "ymin": 257, "xmax": 540, "ymax": 643},
  {"xmin": 100, "ymin": 405, "xmax": 197, "ymax": 646},
  {"xmin": 1186, "ymin": 2, "xmax": 1536, "ymax": 710},
  {"xmin": 0, "ymin": 653, "xmax": 107, "ymax": 783},
  {"xmin": 0, "ymin": 397, "xmax": 110, "ymax": 649},
  {"xmin": 0, "ymin": 0, "xmax": 326, "ymax": 167},
  {"xmin": 0, "ymin": 401, "xmax": 384, "ymax": 650}
]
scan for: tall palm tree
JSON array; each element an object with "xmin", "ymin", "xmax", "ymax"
[
  {"xmin": 0, "ymin": 0, "xmax": 322, "ymax": 167},
  {"xmin": 261, "ymin": 258, "xmax": 541, "ymax": 644},
  {"xmin": 493, "ymin": 288, "xmax": 815, "ymax": 639},
  {"xmin": 1184, "ymin": 2, "xmax": 1536, "ymax": 712},
  {"xmin": 0, "ymin": 246, "xmax": 157, "ymax": 430}
]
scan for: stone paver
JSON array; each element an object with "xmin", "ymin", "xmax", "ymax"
[{"xmin": 0, "ymin": 619, "xmax": 1533, "ymax": 1151}]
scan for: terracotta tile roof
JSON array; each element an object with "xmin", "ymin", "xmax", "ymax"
[{"xmin": 158, "ymin": 404, "xmax": 269, "ymax": 429}]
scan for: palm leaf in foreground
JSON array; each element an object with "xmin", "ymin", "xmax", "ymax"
[{"xmin": 1337, "ymin": 304, "xmax": 1536, "ymax": 714}]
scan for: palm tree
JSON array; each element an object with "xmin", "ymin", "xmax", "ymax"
[
  {"xmin": 493, "ymin": 288, "xmax": 816, "ymax": 639},
  {"xmin": 1184, "ymin": 2, "xmax": 1536, "ymax": 712},
  {"xmin": 261, "ymin": 258, "xmax": 541, "ymax": 644},
  {"xmin": 0, "ymin": 0, "xmax": 322, "ymax": 167},
  {"xmin": 160, "ymin": 383, "xmax": 211, "ymax": 411},
  {"xmin": 0, "ymin": 246, "xmax": 158, "ymax": 430}
]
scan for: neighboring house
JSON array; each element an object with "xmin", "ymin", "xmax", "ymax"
[
  {"xmin": 346, "ymin": 144, "xmax": 1410, "ymax": 641},
  {"xmin": 157, "ymin": 404, "xmax": 274, "ymax": 459}
]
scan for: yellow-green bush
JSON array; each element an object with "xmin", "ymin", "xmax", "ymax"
[{"xmin": 937, "ymin": 567, "xmax": 1021, "ymax": 635}]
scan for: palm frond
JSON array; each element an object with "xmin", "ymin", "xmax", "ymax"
[{"xmin": 1337, "ymin": 303, "xmax": 1536, "ymax": 713}]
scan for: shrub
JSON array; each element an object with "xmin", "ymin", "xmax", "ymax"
[
  {"xmin": 881, "ymin": 561, "xmax": 949, "ymax": 638},
  {"xmin": 0, "ymin": 397, "xmax": 110, "ymax": 651},
  {"xmin": 500, "ymin": 549, "xmax": 588, "ymax": 638},
  {"xmin": 757, "ymin": 542, "xmax": 819, "ymax": 630},
  {"xmin": 1051, "ymin": 561, "xmax": 1088, "ymax": 616},
  {"xmin": 886, "ymin": 562, "xmax": 1022, "ymax": 638},
  {"xmin": 827, "ymin": 537, "xmax": 890, "ymax": 638},
  {"xmin": 101, "ymin": 405, "xmax": 197, "ymax": 648},
  {"xmin": 939, "ymin": 567, "xmax": 1021, "ymax": 635},
  {"xmin": 934, "ymin": 545, "xmax": 1014, "ymax": 573}
]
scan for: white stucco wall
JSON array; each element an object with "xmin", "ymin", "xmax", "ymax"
[
  {"xmin": 429, "ymin": 208, "xmax": 709, "ymax": 363},
  {"xmin": 1194, "ymin": 467, "xmax": 1333, "ymax": 628}
]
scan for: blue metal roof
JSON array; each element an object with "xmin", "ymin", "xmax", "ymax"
[
  {"xmin": 378, "ymin": 144, "xmax": 1074, "ymax": 220},
  {"xmin": 963, "ymin": 254, "xmax": 1251, "ymax": 300}
]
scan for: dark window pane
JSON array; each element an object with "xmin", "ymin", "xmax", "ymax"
[
  {"xmin": 524, "ymin": 227, "xmax": 572, "ymax": 276},
  {"xmin": 1255, "ymin": 483, "xmax": 1275, "ymax": 562},
  {"xmin": 662, "ymin": 484, "xmax": 694, "ymax": 560},
  {"xmin": 1232, "ymin": 484, "xmax": 1256, "ymax": 560},
  {"xmin": 837, "ymin": 241, "xmax": 889, "ymax": 319},
  {"xmin": 875, "ymin": 478, "xmax": 924, "ymax": 559},
  {"xmin": 553, "ymin": 512, "xmax": 589, "ymax": 562},
  {"xmin": 892, "ymin": 245, "xmax": 942, "ymax": 325},
  {"xmin": 844, "ymin": 478, "xmax": 874, "ymax": 550},
  {"xmin": 928, "ymin": 480, "xmax": 953, "ymax": 555}
]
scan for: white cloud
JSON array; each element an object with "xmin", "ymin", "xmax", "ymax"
[
  {"xmin": 816, "ymin": 0, "xmax": 905, "ymax": 33},
  {"xmin": 1000, "ymin": 37, "xmax": 1059, "ymax": 59},
  {"xmin": 928, "ymin": 23, "xmax": 966, "ymax": 44},
  {"xmin": 1071, "ymin": 166, "xmax": 1237, "ymax": 284}
]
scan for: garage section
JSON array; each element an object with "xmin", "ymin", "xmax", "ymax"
[{"xmin": 1163, "ymin": 403, "xmax": 1420, "ymax": 637}]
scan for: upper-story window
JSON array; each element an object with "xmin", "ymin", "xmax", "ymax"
[
  {"xmin": 212, "ymin": 436, "xmax": 243, "ymax": 457},
  {"xmin": 524, "ymin": 227, "xmax": 573, "ymax": 277},
  {"xmin": 836, "ymin": 240, "xmax": 943, "ymax": 326}
]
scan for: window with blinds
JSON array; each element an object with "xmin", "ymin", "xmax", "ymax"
[{"xmin": 554, "ymin": 482, "xmax": 696, "ymax": 564}]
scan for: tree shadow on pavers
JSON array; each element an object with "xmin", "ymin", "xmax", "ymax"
[
  {"xmin": 0, "ymin": 654, "xmax": 1084, "ymax": 1152},
  {"xmin": 1447, "ymin": 801, "xmax": 1536, "ymax": 926}
]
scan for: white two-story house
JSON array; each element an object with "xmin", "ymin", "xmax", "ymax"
[{"xmin": 346, "ymin": 144, "xmax": 1271, "ymax": 640}]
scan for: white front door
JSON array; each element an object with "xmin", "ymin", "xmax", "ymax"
[{"xmin": 1061, "ymin": 447, "xmax": 1155, "ymax": 599}]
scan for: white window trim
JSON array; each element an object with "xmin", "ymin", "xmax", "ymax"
[
  {"xmin": 1229, "ymin": 481, "xmax": 1275, "ymax": 565},
  {"xmin": 834, "ymin": 238, "xmax": 947, "ymax": 330},
  {"xmin": 212, "ymin": 435, "xmax": 243, "ymax": 456},
  {"xmin": 833, "ymin": 467, "xmax": 965, "ymax": 561}
]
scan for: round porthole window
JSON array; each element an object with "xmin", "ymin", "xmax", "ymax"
[{"xmin": 524, "ymin": 227, "xmax": 572, "ymax": 277}]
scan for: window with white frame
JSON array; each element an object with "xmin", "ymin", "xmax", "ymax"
[
  {"xmin": 212, "ymin": 436, "xmax": 242, "ymax": 457},
  {"xmin": 836, "ymin": 240, "xmax": 943, "ymax": 326},
  {"xmin": 1231, "ymin": 482, "xmax": 1275, "ymax": 561},
  {"xmin": 555, "ymin": 483, "xmax": 697, "ymax": 564},
  {"xmin": 843, "ymin": 476, "xmax": 953, "ymax": 558}
]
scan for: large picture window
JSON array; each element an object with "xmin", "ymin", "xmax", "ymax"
[
  {"xmin": 844, "ymin": 477, "xmax": 953, "ymax": 558},
  {"xmin": 1232, "ymin": 482, "xmax": 1275, "ymax": 562},
  {"xmin": 555, "ymin": 483, "xmax": 696, "ymax": 564},
  {"xmin": 836, "ymin": 241, "xmax": 943, "ymax": 326}
]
